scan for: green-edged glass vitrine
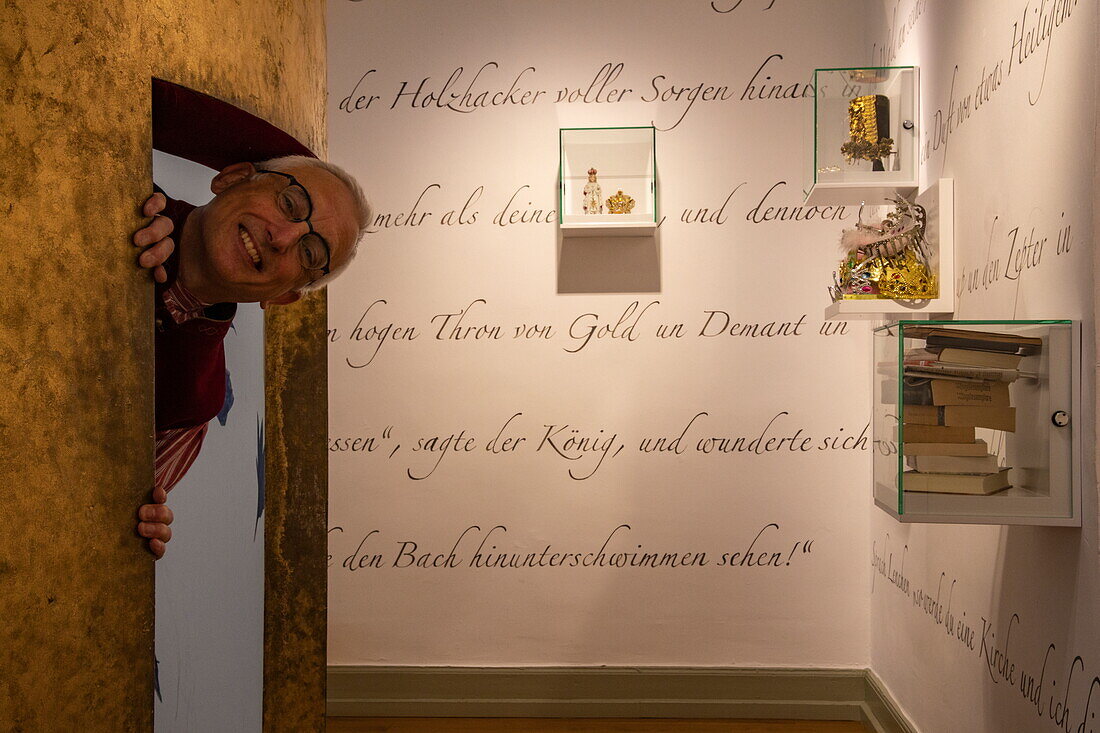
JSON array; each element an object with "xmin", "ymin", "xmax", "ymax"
[
  {"xmin": 559, "ymin": 126, "xmax": 656, "ymax": 237},
  {"xmin": 804, "ymin": 66, "xmax": 918, "ymax": 205},
  {"xmin": 873, "ymin": 320, "xmax": 1080, "ymax": 525}
]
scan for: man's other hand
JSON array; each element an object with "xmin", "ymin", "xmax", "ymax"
[
  {"xmin": 138, "ymin": 487, "xmax": 174, "ymax": 560},
  {"xmin": 134, "ymin": 193, "xmax": 175, "ymax": 283}
]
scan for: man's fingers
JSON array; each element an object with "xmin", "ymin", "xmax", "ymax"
[
  {"xmin": 138, "ymin": 236, "xmax": 175, "ymax": 268},
  {"xmin": 138, "ymin": 503, "xmax": 174, "ymax": 525},
  {"xmin": 133, "ymin": 214, "xmax": 174, "ymax": 248},
  {"xmin": 138, "ymin": 521, "xmax": 173, "ymax": 544},
  {"xmin": 140, "ymin": 483, "xmax": 173, "ymax": 560},
  {"xmin": 142, "ymin": 192, "xmax": 167, "ymax": 218}
]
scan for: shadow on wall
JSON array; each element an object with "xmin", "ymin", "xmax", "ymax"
[
  {"xmin": 558, "ymin": 233, "xmax": 662, "ymax": 294},
  {"xmin": 986, "ymin": 524, "xmax": 1087, "ymax": 733}
]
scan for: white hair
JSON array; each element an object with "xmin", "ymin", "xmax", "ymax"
[{"xmin": 254, "ymin": 155, "xmax": 372, "ymax": 292}]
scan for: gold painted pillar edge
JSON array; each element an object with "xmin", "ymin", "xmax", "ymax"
[{"xmin": 264, "ymin": 292, "xmax": 329, "ymax": 732}]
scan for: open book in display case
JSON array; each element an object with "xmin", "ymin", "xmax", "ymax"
[{"xmin": 872, "ymin": 320, "xmax": 1081, "ymax": 526}]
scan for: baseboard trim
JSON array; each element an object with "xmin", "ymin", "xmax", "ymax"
[
  {"xmin": 328, "ymin": 666, "xmax": 917, "ymax": 732},
  {"xmin": 863, "ymin": 669, "xmax": 919, "ymax": 733}
]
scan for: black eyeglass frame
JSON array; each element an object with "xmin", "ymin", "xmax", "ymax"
[{"xmin": 255, "ymin": 168, "xmax": 332, "ymax": 278}]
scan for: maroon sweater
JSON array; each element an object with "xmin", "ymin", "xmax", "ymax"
[{"xmin": 154, "ymin": 197, "xmax": 237, "ymax": 431}]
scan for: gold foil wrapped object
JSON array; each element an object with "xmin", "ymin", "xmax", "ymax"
[
  {"xmin": 849, "ymin": 95, "xmax": 880, "ymax": 143},
  {"xmin": 842, "ymin": 94, "xmax": 894, "ymax": 163}
]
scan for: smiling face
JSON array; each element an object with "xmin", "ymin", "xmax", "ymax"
[{"xmin": 180, "ymin": 162, "xmax": 359, "ymax": 305}]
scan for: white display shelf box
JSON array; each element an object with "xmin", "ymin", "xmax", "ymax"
[
  {"xmin": 559, "ymin": 126, "xmax": 656, "ymax": 238},
  {"xmin": 825, "ymin": 178, "xmax": 955, "ymax": 320},
  {"xmin": 805, "ymin": 182, "xmax": 917, "ymax": 208},
  {"xmin": 559, "ymin": 220, "xmax": 658, "ymax": 237},
  {"xmin": 804, "ymin": 66, "xmax": 918, "ymax": 205}
]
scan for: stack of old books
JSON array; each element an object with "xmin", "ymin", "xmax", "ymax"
[{"xmin": 899, "ymin": 327, "xmax": 1042, "ymax": 495}]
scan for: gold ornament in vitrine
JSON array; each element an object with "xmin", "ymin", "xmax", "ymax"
[
  {"xmin": 830, "ymin": 198, "xmax": 937, "ymax": 302},
  {"xmin": 842, "ymin": 94, "xmax": 894, "ymax": 167},
  {"xmin": 606, "ymin": 190, "xmax": 635, "ymax": 214}
]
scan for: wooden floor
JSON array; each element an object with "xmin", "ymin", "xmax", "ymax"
[{"xmin": 327, "ymin": 719, "xmax": 869, "ymax": 732}]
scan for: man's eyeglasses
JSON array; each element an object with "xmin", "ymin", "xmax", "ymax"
[{"xmin": 255, "ymin": 169, "xmax": 332, "ymax": 278}]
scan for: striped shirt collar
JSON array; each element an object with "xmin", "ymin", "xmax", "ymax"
[{"xmin": 161, "ymin": 278, "xmax": 211, "ymax": 325}]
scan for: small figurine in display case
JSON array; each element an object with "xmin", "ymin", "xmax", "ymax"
[{"xmin": 583, "ymin": 168, "xmax": 603, "ymax": 215}]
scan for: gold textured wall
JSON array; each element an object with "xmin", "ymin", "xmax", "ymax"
[{"xmin": 0, "ymin": 2, "xmax": 327, "ymax": 730}]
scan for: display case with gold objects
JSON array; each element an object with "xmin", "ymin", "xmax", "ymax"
[
  {"xmin": 824, "ymin": 178, "xmax": 955, "ymax": 320},
  {"xmin": 560, "ymin": 126, "xmax": 657, "ymax": 237},
  {"xmin": 804, "ymin": 66, "xmax": 918, "ymax": 205},
  {"xmin": 873, "ymin": 320, "xmax": 1081, "ymax": 526}
]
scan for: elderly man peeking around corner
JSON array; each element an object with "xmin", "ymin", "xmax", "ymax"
[{"xmin": 132, "ymin": 156, "xmax": 372, "ymax": 559}]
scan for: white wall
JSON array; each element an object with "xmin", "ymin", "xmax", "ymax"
[
  {"xmin": 327, "ymin": 0, "xmax": 875, "ymax": 668},
  {"xmin": 152, "ymin": 152, "xmax": 266, "ymax": 732},
  {"xmin": 866, "ymin": 2, "xmax": 1099, "ymax": 732}
]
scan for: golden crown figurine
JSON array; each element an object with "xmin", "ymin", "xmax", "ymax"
[{"xmin": 606, "ymin": 190, "xmax": 635, "ymax": 214}]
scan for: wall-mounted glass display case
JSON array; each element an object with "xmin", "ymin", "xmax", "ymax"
[
  {"xmin": 873, "ymin": 320, "xmax": 1080, "ymax": 526},
  {"xmin": 804, "ymin": 67, "xmax": 918, "ymax": 205},
  {"xmin": 560, "ymin": 126, "xmax": 656, "ymax": 237}
]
